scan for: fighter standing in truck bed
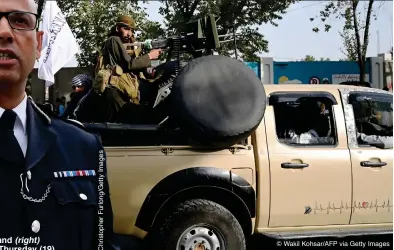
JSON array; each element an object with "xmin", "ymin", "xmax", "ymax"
[{"xmin": 94, "ymin": 15, "xmax": 169, "ymax": 122}]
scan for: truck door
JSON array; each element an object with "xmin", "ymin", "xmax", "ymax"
[
  {"xmin": 342, "ymin": 90, "xmax": 393, "ymax": 224},
  {"xmin": 265, "ymin": 91, "xmax": 352, "ymax": 227}
]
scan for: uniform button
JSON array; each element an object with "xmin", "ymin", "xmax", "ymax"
[
  {"xmin": 31, "ymin": 220, "xmax": 40, "ymax": 233},
  {"xmin": 79, "ymin": 193, "xmax": 87, "ymax": 200}
]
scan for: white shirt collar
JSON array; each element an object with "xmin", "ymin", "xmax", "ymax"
[{"xmin": 0, "ymin": 93, "xmax": 27, "ymax": 134}]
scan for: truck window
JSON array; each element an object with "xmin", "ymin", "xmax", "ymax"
[
  {"xmin": 269, "ymin": 92, "xmax": 337, "ymax": 146},
  {"xmin": 349, "ymin": 92, "xmax": 393, "ymax": 149}
]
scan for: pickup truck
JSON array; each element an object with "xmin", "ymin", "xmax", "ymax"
[{"xmin": 83, "ymin": 83, "xmax": 393, "ymax": 250}]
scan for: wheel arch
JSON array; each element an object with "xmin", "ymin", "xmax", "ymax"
[{"xmin": 135, "ymin": 166, "xmax": 256, "ymax": 236}]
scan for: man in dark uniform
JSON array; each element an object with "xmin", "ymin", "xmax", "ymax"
[{"xmin": 0, "ymin": 0, "xmax": 119, "ymax": 249}]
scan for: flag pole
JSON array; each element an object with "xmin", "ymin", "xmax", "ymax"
[
  {"xmin": 35, "ymin": 0, "xmax": 50, "ymax": 102},
  {"xmin": 37, "ymin": 1, "xmax": 81, "ymax": 104}
]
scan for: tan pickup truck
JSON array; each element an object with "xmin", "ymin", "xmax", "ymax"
[{"xmin": 84, "ymin": 82, "xmax": 393, "ymax": 249}]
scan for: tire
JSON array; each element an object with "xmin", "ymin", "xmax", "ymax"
[
  {"xmin": 147, "ymin": 199, "xmax": 246, "ymax": 250},
  {"xmin": 170, "ymin": 55, "xmax": 266, "ymax": 147}
]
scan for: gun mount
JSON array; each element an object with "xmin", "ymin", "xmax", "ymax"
[
  {"xmin": 123, "ymin": 14, "xmax": 222, "ymax": 108},
  {"xmin": 124, "ymin": 14, "xmax": 220, "ymax": 61}
]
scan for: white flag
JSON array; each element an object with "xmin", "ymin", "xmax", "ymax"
[{"xmin": 37, "ymin": 1, "xmax": 80, "ymax": 87}]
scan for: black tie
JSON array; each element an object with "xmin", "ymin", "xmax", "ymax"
[
  {"xmin": 0, "ymin": 110, "xmax": 26, "ymax": 237},
  {"xmin": 0, "ymin": 109, "xmax": 17, "ymax": 130},
  {"xmin": 0, "ymin": 109, "xmax": 24, "ymax": 164}
]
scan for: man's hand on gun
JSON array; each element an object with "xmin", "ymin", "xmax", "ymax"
[{"xmin": 149, "ymin": 49, "xmax": 162, "ymax": 60}]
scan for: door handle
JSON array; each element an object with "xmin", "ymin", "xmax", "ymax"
[
  {"xmin": 281, "ymin": 162, "xmax": 309, "ymax": 169},
  {"xmin": 360, "ymin": 161, "xmax": 387, "ymax": 167}
]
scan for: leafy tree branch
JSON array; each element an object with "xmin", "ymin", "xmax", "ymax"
[
  {"xmin": 159, "ymin": 0, "xmax": 295, "ymax": 61},
  {"xmin": 310, "ymin": 0, "xmax": 382, "ymax": 83}
]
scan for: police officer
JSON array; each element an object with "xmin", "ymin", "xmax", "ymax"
[{"xmin": 0, "ymin": 0, "xmax": 119, "ymax": 249}]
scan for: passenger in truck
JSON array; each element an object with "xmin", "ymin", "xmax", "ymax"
[{"xmin": 287, "ymin": 98, "xmax": 334, "ymax": 145}]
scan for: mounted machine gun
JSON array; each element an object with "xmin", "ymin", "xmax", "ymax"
[{"xmin": 123, "ymin": 14, "xmax": 221, "ymax": 76}]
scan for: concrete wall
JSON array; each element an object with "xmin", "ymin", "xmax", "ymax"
[
  {"xmin": 244, "ymin": 61, "xmax": 261, "ymax": 79},
  {"xmin": 259, "ymin": 56, "xmax": 389, "ymax": 89},
  {"xmin": 29, "ymin": 69, "xmax": 45, "ymax": 104},
  {"xmin": 261, "ymin": 57, "xmax": 274, "ymax": 85},
  {"xmin": 271, "ymin": 60, "xmax": 370, "ymax": 85},
  {"xmin": 369, "ymin": 56, "xmax": 384, "ymax": 89},
  {"xmin": 379, "ymin": 53, "xmax": 393, "ymax": 92}
]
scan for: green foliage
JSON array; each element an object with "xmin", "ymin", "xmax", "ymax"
[
  {"xmin": 339, "ymin": 27, "xmax": 358, "ymax": 61},
  {"xmin": 159, "ymin": 0, "xmax": 295, "ymax": 61},
  {"xmin": 302, "ymin": 55, "xmax": 316, "ymax": 61},
  {"xmin": 66, "ymin": 1, "xmax": 165, "ymax": 68},
  {"xmin": 36, "ymin": 0, "xmax": 164, "ymax": 69},
  {"xmin": 302, "ymin": 56, "xmax": 330, "ymax": 61},
  {"xmin": 65, "ymin": 0, "xmax": 126, "ymax": 68},
  {"xmin": 309, "ymin": 0, "xmax": 377, "ymax": 79},
  {"xmin": 34, "ymin": 0, "xmax": 45, "ymax": 17}
]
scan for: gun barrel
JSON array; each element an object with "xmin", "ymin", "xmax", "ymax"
[
  {"xmin": 124, "ymin": 42, "xmax": 143, "ymax": 47},
  {"xmin": 124, "ymin": 40, "xmax": 168, "ymax": 50},
  {"xmin": 217, "ymin": 34, "xmax": 241, "ymax": 38}
]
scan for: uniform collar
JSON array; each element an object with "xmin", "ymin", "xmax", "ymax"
[
  {"xmin": 0, "ymin": 93, "xmax": 27, "ymax": 134},
  {"xmin": 24, "ymin": 98, "xmax": 56, "ymax": 171}
]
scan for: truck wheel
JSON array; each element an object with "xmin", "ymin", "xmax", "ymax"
[
  {"xmin": 170, "ymin": 55, "xmax": 266, "ymax": 147},
  {"xmin": 149, "ymin": 199, "xmax": 246, "ymax": 250}
]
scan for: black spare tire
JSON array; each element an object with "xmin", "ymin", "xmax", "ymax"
[{"xmin": 170, "ymin": 55, "xmax": 266, "ymax": 147}]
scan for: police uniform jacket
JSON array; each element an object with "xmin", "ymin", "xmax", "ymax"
[{"xmin": 0, "ymin": 97, "xmax": 119, "ymax": 250}]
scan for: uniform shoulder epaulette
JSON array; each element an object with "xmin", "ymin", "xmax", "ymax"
[{"xmin": 63, "ymin": 118, "xmax": 86, "ymax": 130}]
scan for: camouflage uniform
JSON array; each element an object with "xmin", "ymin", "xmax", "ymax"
[{"xmin": 94, "ymin": 15, "xmax": 152, "ymax": 121}]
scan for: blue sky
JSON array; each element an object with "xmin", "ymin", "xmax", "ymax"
[
  {"xmin": 140, "ymin": 0, "xmax": 393, "ymax": 61},
  {"xmin": 58, "ymin": 0, "xmax": 393, "ymax": 67}
]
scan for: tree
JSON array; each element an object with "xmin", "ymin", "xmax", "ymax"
[
  {"xmin": 302, "ymin": 55, "xmax": 316, "ymax": 61},
  {"xmin": 320, "ymin": 57, "xmax": 330, "ymax": 61},
  {"xmin": 310, "ymin": 0, "xmax": 380, "ymax": 84},
  {"xmin": 159, "ymin": 0, "xmax": 295, "ymax": 61},
  {"xmin": 65, "ymin": 0, "xmax": 165, "ymax": 69},
  {"xmin": 34, "ymin": 0, "xmax": 45, "ymax": 18},
  {"xmin": 35, "ymin": 0, "xmax": 164, "ymax": 69},
  {"xmin": 339, "ymin": 26, "xmax": 358, "ymax": 61}
]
